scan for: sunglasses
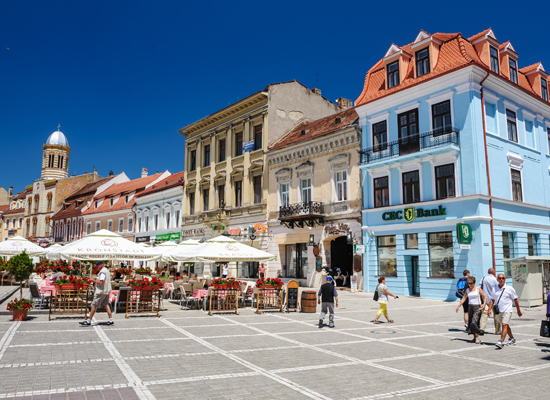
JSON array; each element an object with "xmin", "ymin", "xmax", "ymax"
[
  {"xmin": 497, "ymin": 278, "xmax": 506, "ymax": 280},
  {"xmin": 468, "ymin": 283, "xmax": 475, "ymax": 285}
]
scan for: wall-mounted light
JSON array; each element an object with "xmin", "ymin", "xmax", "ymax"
[
  {"xmin": 347, "ymin": 231, "xmax": 353, "ymax": 245},
  {"xmin": 308, "ymin": 234, "xmax": 317, "ymax": 246}
]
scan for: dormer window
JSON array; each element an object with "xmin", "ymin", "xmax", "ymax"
[
  {"xmin": 387, "ymin": 61, "xmax": 399, "ymax": 88},
  {"xmin": 490, "ymin": 47, "xmax": 499, "ymax": 73},
  {"xmin": 94, "ymin": 201, "xmax": 98, "ymax": 209},
  {"xmin": 110, "ymin": 198, "xmax": 114, "ymax": 207},
  {"xmin": 416, "ymin": 48, "xmax": 430, "ymax": 77},
  {"xmin": 509, "ymin": 58, "xmax": 518, "ymax": 84},
  {"xmin": 542, "ymin": 78, "xmax": 548, "ymax": 101},
  {"xmin": 125, "ymin": 195, "xmax": 129, "ymax": 204}
]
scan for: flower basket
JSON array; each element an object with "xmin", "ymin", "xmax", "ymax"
[
  {"xmin": 60, "ymin": 284, "xmax": 79, "ymax": 290},
  {"xmin": 139, "ymin": 285, "xmax": 160, "ymax": 291},
  {"xmin": 12, "ymin": 309, "xmax": 29, "ymax": 321}
]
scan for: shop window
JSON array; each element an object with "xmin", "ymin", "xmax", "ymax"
[
  {"xmin": 528, "ymin": 233, "xmax": 538, "ymax": 256},
  {"xmin": 387, "ymin": 61, "xmax": 399, "ymax": 89},
  {"xmin": 235, "ymin": 181, "xmax": 242, "ymax": 207},
  {"xmin": 203, "ymin": 145, "xmax": 210, "ymax": 167},
  {"xmin": 203, "ymin": 189, "xmax": 209, "ymax": 211},
  {"xmin": 253, "ymin": 176, "xmax": 262, "ymax": 204},
  {"xmin": 218, "ymin": 184, "xmax": 225, "ymax": 208},
  {"xmin": 374, "ymin": 176, "xmax": 389, "ymax": 208},
  {"xmin": 285, "ymin": 243, "xmax": 308, "ymax": 279},
  {"xmin": 432, "ymin": 100, "xmax": 452, "ymax": 135},
  {"xmin": 189, "ymin": 192, "xmax": 195, "ymax": 215},
  {"xmin": 300, "ymin": 178, "xmax": 312, "ymax": 203},
  {"xmin": 506, "ymin": 109, "xmax": 517, "ymax": 142},
  {"xmin": 402, "ymin": 170, "xmax": 420, "ymax": 204},
  {"xmin": 218, "ymin": 139, "xmax": 226, "ymax": 162},
  {"xmin": 235, "ymin": 132, "xmax": 243, "ymax": 157},
  {"xmin": 280, "ymin": 183, "xmax": 289, "ymax": 207},
  {"xmin": 237, "ymin": 261, "xmax": 259, "ymax": 279},
  {"xmin": 373, "ymin": 121, "xmax": 387, "ymax": 151},
  {"xmin": 435, "ymin": 164, "xmax": 455, "ymax": 200},
  {"xmin": 428, "ymin": 232, "xmax": 454, "ymax": 278},
  {"xmin": 490, "ymin": 46, "xmax": 499, "ymax": 73},
  {"xmin": 377, "ymin": 236, "xmax": 397, "ymax": 277},
  {"xmin": 335, "ymin": 171, "xmax": 347, "ymax": 201},
  {"xmin": 405, "ymin": 233, "xmax": 418, "ymax": 249},
  {"xmin": 190, "ymin": 150, "xmax": 196, "ymax": 171},
  {"xmin": 254, "ymin": 125, "xmax": 262, "ymax": 150},
  {"xmin": 416, "ymin": 48, "xmax": 430, "ymax": 77},
  {"xmin": 511, "ymin": 169, "xmax": 522, "ymax": 202}
]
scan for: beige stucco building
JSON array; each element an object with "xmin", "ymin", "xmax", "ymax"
[
  {"xmin": 266, "ymin": 107, "xmax": 363, "ymax": 287},
  {"xmin": 178, "ymin": 80, "xmax": 341, "ymax": 279},
  {"xmin": 0, "ymin": 192, "xmax": 26, "ymax": 242}
]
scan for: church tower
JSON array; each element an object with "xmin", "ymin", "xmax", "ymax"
[{"xmin": 41, "ymin": 125, "xmax": 70, "ymax": 180}]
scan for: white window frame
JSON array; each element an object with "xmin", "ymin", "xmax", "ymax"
[
  {"xmin": 368, "ymin": 112, "xmax": 390, "ymax": 149},
  {"xmin": 279, "ymin": 182, "xmax": 290, "ymax": 207},
  {"xmin": 118, "ymin": 217, "xmax": 124, "ymax": 233},
  {"xmin": 95, "ymin": 221, "xmax": 101, "ymax": 232},
  {"xmin": 128, "ymin": 216, "xmax": 133, "ymax": 232},
  {"xmin": 399, "ymin": 162, "xmax": 423, "ymax": 204},
  {"xmin": 154, "ymin": 214, "xmax": 159, "ymax": 231},
  {"xmin": 165, "ymin": 211, "xmax": 171, "ymax": 229},
  {"xmin": 145, "ymin": 216, "xmax": 149, "ymax": 232},
  {"xmin": 299, "ymin": 178, "xmax": 312, "ymax": 203},
  {"xmin": 426, "ymin": 89, "xmax": 455, "ymax": 132},
  {"xmin": 18, "ymin": 217, "xmax": 22, "ymax": 228},
  {"xmin": 107, "ymin": 219, "xmax": 113, "ymax": 232},
  {"xmin": 507, "ymin": 152, "xmax": 525, "ymax": 202},
  {"xmin": 483, "ymin": 91, "xmax": 500, "ymax": 137},
  {"xmin": 329, "ymin": 154, "xmax": 351, "ymax": 203},
  {"xmin": 369, "ymin": 167, "xmax": 391, "ymax": 208},
  {"xmin": 175, "ymin": 210, "xmax": 180, "ymax": 228},
  {"xmin": 86, "ymin": 221, "xmax": 91, "ymax": 235},
  {"xmin": 429, "ymin": 152, "xmax": 460, "ymax": 201}
]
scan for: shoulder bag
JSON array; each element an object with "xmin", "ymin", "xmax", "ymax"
[
  {"xmin": 373, "ymin": 284, "xmax": 379, "ymax": 301},
  {"xmin": 493, "ymin": 288, "xmax": 505, "ymax": 315}
]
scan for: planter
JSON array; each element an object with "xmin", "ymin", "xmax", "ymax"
[
  {"xmin": 12, "ymin": 309, "xmax": 29, "ymax": 321},
  {"xmin": 137, "ymin": 285, "xmax": 160, "ymax": 291},
  {"xmin": 259, "ymin": 284, "xmax": 282, "ymax": 289},
  {"xmin": 61, "ymin": 284, "xmax": 79, "ymax": 290}
]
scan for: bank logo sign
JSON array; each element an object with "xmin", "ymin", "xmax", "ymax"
[
  {"xmin": 382, "ymin": 206, "xmax": 447, "ymax": 223},
  {"xmin": 457, "ymin": 223, "xmax": 472, "ymax": 244}
]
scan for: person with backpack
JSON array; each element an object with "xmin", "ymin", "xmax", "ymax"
[
  {"xmin": 456, "ymin": 270, "xmax": 470, "ymax": 329},
  {"xmin": 373, "ymin": 277, "xmax": 398, "ymax": 324}
]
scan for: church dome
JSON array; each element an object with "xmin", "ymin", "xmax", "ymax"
[{"xmin": 46, "ymin": 126, "xmax": 69, "ymax": 147}]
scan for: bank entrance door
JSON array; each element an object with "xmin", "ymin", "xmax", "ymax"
[
  {"xmin": 330, "ymin": 236, "xmax": 354, "ymax": 287},
  {"xmin": 411, "ymin": 256, "xmax": 420, "ymax": 296}
]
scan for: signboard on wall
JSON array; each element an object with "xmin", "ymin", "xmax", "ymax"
[
  {"xmin": 456, "ymin": 223, "xmax": 472, "ymax": 244},
  {"xmin": 243, "ymin": 140, "xmax": 254, "ymax": 152},
  {"xmin": 182, "ymin": 228, "xmax": 204, "ymax": 236},
  {"xmin": 136, "ymin": 236, "xmax": 150, "ymax": 243},
  {"xmin": 382, "ymin": 205, "xmax": 447, "ymax": 223},
  {"xmin": 354, "ymin": 244, "xmax": 365, "ymax": 254}
]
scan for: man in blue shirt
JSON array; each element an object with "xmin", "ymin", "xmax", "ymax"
[{"xmin": 318, "ymin": 276, "xmax": 338, "ymax": 328}]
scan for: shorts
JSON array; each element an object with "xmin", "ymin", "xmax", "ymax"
[
  {"xmin": 501, "ymin": 312, "xmax": 513, "ymax": 325},
  {"xmin": 91, "ymin": 294, "xmax": 110, "ymax": 308},
  {"xmin": 259, "ymin": 273, "xmax": 265, "ymax": 278},
  {"xmin": 462, "ymin": 297, "xmax": 469, "ymax": 313}
]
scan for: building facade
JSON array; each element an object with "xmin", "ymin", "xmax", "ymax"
[
  {"xmin": 81, "ymin": 170, "xmax": 169, "ymax": 242},
  {"xmin": 134, "ymin": 171, "xmax": 184, "ymax": 244},
  {"xmin": 266, "ymin": 107, "xmax": 363, "ymax": 287},
  {"xmin": 0, "ymin": 193, "xmax": 26, "ymax": 242},
  {"xmin": 357, "ymin": 29, "xmax": 550, "ymax": 299},
  {"xmin": 178, "ymin": 80, "xmax": 341, "ymax": 278}
]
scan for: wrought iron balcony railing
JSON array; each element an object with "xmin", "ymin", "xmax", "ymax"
[
  {"xmin": 279, "ymin": 201, "xmax": 324, "ymax": 219},
  {"xmin": 359, "ymin": 127, "xmax": 459, "ymax": 165}
]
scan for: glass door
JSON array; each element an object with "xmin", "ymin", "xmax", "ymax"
[{"xmin": 411, "ymin": 256, "xmax": 419, "ymax": 295}]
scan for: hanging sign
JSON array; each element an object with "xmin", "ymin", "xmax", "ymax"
[
  {"xmin": 313, "ymin": 245, "xmax": 320, "ymax": 256},
  {"xmin": 228, "ymin": 227, "xmax": 241, "ymax": 235},
  {"xmin": 382, "ymin": 205, "xmax": 447, "ymax": 222},
  {"xmin": 243, "ymin": 140, "xmax": 254, "ymax": 152},
  {"xmin": 212, "ymin": 225, "xmax": 224, "ymax": 231},
  {"xmin": 254, "ymin": 222, "xmax": 266, "ymax": 234},
  {"xmin": 354, "ymin": 244, "xmax": 366, "ymax": 254},
  {"xmin": 456, "ymin": 223, "xmax": 472, "ymax": 244}
]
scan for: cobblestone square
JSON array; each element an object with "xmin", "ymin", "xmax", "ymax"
[{"xmin": 0, "ymin": 291, "xmax": 548, "ymax": 399}]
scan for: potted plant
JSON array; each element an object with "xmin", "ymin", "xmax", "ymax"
[
  {"xmin": 128, "ymin": 277, "xmax": 163, "ymax": 291},
  {"xmin": 53, "ymin": 275, "xmax": 79, "ymax": 290},
  {"xmin": 7, "ymin": 251, "xmax": 34, "ymax": 300},
  {"xmin": 6, "ymin": 298, "xmax": 34, "ymax": 321},
  {"xmin": 256, "ymin": 277, "xmax": 284, "ymax": 289}
]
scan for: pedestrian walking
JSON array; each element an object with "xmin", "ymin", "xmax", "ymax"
[
  {"xmin": 488, "ymin": 274, "xmax": 522, "ymax": 349},
  {"xmin": 456, "ymin": 269, "xmax": 470, "ymax": 329},
  {"xmin": 479, "ymin": 268, "xmax": 499, "ymax": 335},
  {"xmin": 258, "ymin": 263, "xmax": 266, "ymax": 279},
  {"xmin": 318, "ymin": 276, "xmax": 338, "ymax": 328},
  {"xmin": 80, "ymin": 261, "xmax": 113, "ymax": 326},
  {"xmin": 222, "ymin": 264, "xmax": 228, "ymax": 279},
  {"xmin": 456, "ymin": 276, "xmax": 487, "ymax": 343},
  {"xmin": 373, "ymin": 277, "xmax": 398, "ymax": 324}
]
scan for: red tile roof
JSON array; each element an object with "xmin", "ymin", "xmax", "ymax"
[
  {"xmin": 0, "ymin": 205, "xmax": 9, "ymax": 213},
  {"xmin": 355, "ymin": 30, "xmax": 546, "ymax": 107},
  {"xmin": 136, "ymin": 171, "xmax": 185, "ymax": 198},
  {"xmin": 269, "ymin": 108, "xmax": 359, "ymax": 151},
  {"xmin": 98, "ymin": 174, "xmax": 162, "ymax": 198},
  {"xmin": 65, "ymin": 176, "xmax": 115, "ymax": 201},
  {"xmin": 12, "ymin": 192, "xmax": 26, "ymax": 200},
  {"xmin": 519, "ymin": 62, "xmax": 543, "ymax": 74},
  {"xmin": 53, "ymin": 194, "xmax": 94, "ymax": 220},
  {"xmin": 3, "ymin": 207, "xmax": 25, "ymax": 216},
  {"xmin": 467, "ymin": 28, "xmax": 492, "ymax": 42}
]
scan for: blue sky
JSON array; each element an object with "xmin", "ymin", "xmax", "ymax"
[{"xmin": 1, "ymin": 0, "xmax": 547, "ymax": 193}]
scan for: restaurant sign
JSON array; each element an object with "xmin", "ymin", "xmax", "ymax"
[
  {"xmin": 136, "ymin": 236, "xmax": 150, "ymax": 243},
  {"xmin": 382, "ymin": 205, "xmax": 446, "ymax": 223},
  {"xmin": 228, "ymin": 227, "xmax": 241, "ymax": 235},
  {"xmin": 182, "ymin": 228, "xmax": 204, "ymax": 236}
]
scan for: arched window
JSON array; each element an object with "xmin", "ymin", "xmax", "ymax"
[
  {"xmin": 44, "ymin": 216, "xmax": 51, "ymax": 236},
  {"xmin": 25, "ymin": 219, "xmax": 30, "ymax": 237},
  {"xmin": 27, "ymin": 198, "xmax": 32, "ymax": 215},
  {"xmin": 33, "ymin": 195, "xmax": 39, "ymax": 213},
  {"xmin": 46, "ymin": 192, "xmax": 53, "ymax": 212},
  {"xmin": 32, "ymin": 217, "xmax": 38, "ymax": 236}
]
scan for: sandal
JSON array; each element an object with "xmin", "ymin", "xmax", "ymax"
[
  {"xmin": 373, "ymin": 320, "xmax": 380, "ymax": 324},
  {"xmin": 475, "ymin": 338, "xmax": 481, "ymax": 344},
  {"xmin": 387, "ymin": 319, "xmax": 394, "ymax": 323}
]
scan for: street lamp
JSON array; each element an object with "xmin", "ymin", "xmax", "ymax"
[
  {"xmin": 308, "ymin": 234, "xmax": 317, "ymax": 246},
  {"xmin": 347, "ymin": 231, "xmax": 353, "ymax": 245}
]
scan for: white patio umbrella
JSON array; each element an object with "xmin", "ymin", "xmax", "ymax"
[
  {"xmin": 164, "ymin": 235, "xmax": 276, "ymax": 262},
  {"xmin": 45, "ymin": 243, "xmax": 64, "ymax": 260},
  {"xmin": 58, "ymin": 229, "xmax": 163, "ymax": 262},
  {"xmin": 161, "ymin": 239, "xmax": 201, "ymax": 262},
  {"xmin": 0, "ymin": 235, "xmax": 47, "ymax": 257}
]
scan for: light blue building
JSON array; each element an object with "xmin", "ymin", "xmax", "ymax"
[{"xmin": 356, "ymin": 29, "xmax": 550, "ymax": 299}]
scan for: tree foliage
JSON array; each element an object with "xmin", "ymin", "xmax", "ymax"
[{"xmin": 7, "ymin": 251, "xmax": 34, "ymax": 298}]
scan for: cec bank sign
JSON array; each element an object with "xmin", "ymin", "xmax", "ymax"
[{"xmin": 382, "ymin": 205, "xmax": 447, "ymax": 223}]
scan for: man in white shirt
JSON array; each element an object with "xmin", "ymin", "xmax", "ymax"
[
  {"xmin": 479, "ymin": 268, "xmax": 499, "ymax": 335},
  {"xmin": 80, "ymin": 261, "xmax": 113, "ymax": 326},
  {"xmin": 50, "ymin": 268, "xmax": 63, "ymax": 280},
  {"xmin": 488, "ymin": 273, "xmax": 522, "ymax": 349}
]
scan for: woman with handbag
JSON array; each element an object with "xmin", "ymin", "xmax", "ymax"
[
  {"xmin": 456, "ymin": 276, "xmax": 487, "ymax": 344},
  {"xmin": 373, "ymin": 277, "xmax": 398, "ymax": 324}
]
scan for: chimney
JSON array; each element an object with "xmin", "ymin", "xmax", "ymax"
[
  {"xmin": 337, "ymin": 97, "xmax": 353, "ymax": 110},
  {"xmin": 8, "ymin": 186, "xmax": 13, "ymax": 196},
  {"xmin": 141, "ymin": 168, "xmax": 148, "ymax": 178},
  {"xmin": 311, "ymin": 88, "xmax": 322, "ymax": 95}
]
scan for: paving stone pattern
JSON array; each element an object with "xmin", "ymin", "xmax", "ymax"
[{"xmin": 0, "ymin": 292, "xmax": 549, "ymax": 399}]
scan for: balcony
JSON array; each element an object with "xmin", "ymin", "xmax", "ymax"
[
  {"xmin": 359, "ymin": 127, "xmax": 459, "ymax": 165},
  {"xmin": 278, "ymin": 201, "xmax": 325, "ymax": 229}
]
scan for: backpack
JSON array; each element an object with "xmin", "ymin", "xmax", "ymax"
[
  {"xmin": 373, "ymin": 284, "xmax": 379, "ymax": 301},
  {"xmin": 456, "ymin": 277, "xmax": 467, "ymax": 298}
]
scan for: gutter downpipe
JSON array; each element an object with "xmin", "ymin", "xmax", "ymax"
[{"xmin": 480, "ymin": 71, "xmax": 496, "ymax": 268}]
